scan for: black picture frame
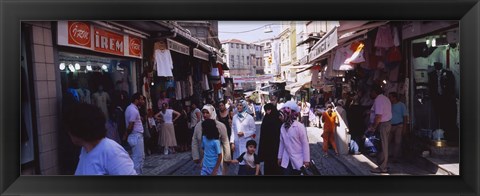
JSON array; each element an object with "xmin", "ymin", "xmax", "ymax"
[{"xmin": 1, "ymin": 0, "xmax": 479, "ymax": 195}]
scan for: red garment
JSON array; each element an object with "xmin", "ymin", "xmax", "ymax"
[{"xmin": 217, "ymin": 63, "xmax": 224, "ymax": 75}]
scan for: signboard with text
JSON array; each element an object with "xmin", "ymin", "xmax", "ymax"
[
  {"xmin": 58, "ymin": 21, "xmax": 143, "ymax": 59},
  {"xmin": 233, "ymin": 75, "xmax": 274, "ymax": 84},
  {"xmin": 308, "ymin": 27, "xmax": 338, "ymax": 63}
]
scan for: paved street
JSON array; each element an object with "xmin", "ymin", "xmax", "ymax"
[{"xmin": 142, "ymin": 120, "xmax": 433, "ymax": 176}]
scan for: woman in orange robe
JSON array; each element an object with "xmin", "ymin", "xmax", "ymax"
[{"xmin": 321, "ymin": 104, "xmax": 339, "ymax": 157}]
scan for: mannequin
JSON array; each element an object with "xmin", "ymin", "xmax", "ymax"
[
  {"xmin": 92, "ymin": 85, "xmax": 111, "ymax": 120},
  {"xmin": 428, "ymin": 62, "xmax": 458, "ymax": 144}
]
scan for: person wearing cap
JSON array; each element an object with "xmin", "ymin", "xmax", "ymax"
[
  {"xmin": 367, "ymin": 85, "xmax": 392, "ymax": 174},
  {"xmin": 191, "ymin": 104, "xmax": 232, "ymax": 175},
  {"xmin": 321, "ymin": 104, "xmax": 340, "ymax": 157},
  {"xmin": 277, "ymin": 101, "xmax": 311, "ymax": 175}
]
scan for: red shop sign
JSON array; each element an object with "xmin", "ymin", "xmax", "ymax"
[
  {"xmin": 58, "ymin": 21, "xmax": 143, "ymax": 59},
  {"xmin": 68, "ymin": 21, "xmax": 91, "ymax": 47},
  {"xmin": 129, "ymin": 35, "xmax": 142, "ymax": 57},
  {"xmin": 93, "ymin": 27, "xmax": 124, "ymax": 56}
]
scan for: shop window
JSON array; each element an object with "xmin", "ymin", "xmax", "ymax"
[
  {"xmin": 410, "ymin": 28, "xmax": 460, "ymax": 147},
  {"xmin": 58, "ymin": 52, "xmax": 137, "ymax": 120}
]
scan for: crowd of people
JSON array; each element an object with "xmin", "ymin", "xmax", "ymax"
[{"xmin": 64, "ymin": 84, "xmax": 408, "ymax": 176}]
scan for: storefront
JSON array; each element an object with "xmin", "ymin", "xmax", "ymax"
[
  {"xmin": 402, "ymin": 21, "xmax": 460, "ymax": 151},
  {"xmin": 57, "ymin": 21, "xmax": 145, "ymax": 174},
  {"xmin": 20, "ymin": 21, "xmax": 147, "ymax": 174},
  {"xmin": 302, "ymin": 21, "xmax": 460, "ymax": 157}
]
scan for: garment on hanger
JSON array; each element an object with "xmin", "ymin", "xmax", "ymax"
[
  {"xmin": 154, "ymin": 49, "xmax": 174, "ymax": 77},
  {"xmin": 203, "ymin": 74, "xmax": 210, "ymax": 91},
  {"xmin": 388, "ymin": 63, "xmax": 400, "ymax": 82},
  {"xmin": 176, "ymin": 81, "xmax": 182, "ymax": 100},
  {"xmin": 76, "ymin": 88, "xmax": 91, "ymax": 104},
  {"xmin": 92, "ymin": 91, "xmax": 110, "ymax": 120},
  {"xmin": 392, "ymin": 26, "xmax": 400, "ymax": 47},
  {"xmin": 374, "ymin": 25, "xmax": 394, "ymax": 48},
  {"xmin": 188, "ymin": 75, "xmax": 194, "ymax": 96}
]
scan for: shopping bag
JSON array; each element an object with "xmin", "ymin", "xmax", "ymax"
[{"xmin": 300, "ymin": 160, "xmax": 321, "ymax": 175}]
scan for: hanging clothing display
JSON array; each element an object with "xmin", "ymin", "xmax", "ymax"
[
  {"xmin": 210, "ymin": 66, "xmax": 220, "ymax": 77},
  {"xmin": 392, "ymin": 26, "xmax": 400, "ymax": 47},
  {"xmin": 176, "ymin": 81, "xmax": 182, "ymax": 100},
  {"xmin": 188, "ymin": 75, "xmax": 194, "ymax": 96},
  {"xmin": 92, "ymin": 91, "xmax": 110, "ymax": 120},
  {"xmin": 346, "ymin": 41, "xmax": 366, "ymax": 64},
  {"xmin": 374, "ymin": 25, "xmax": 394, "ymax": 48},
  {"xmin": 154, "ymin": 49, "xmax": 174, "ymax": 77},
  {"xmin": 388, "ymin": 63, "xmax": 400, "ymax": 82},
  {"xmin": 203, "ymin": 74, "xmax": 210, "ymax": 91},
  {"xmin": 171, "ymin": 51, "xmax": 190, "ymax": 81},
  {"xmin": 76, "ymin": 88, "xmax": 91, "ymax": 104},
  {"xmin": 143, "ymin": 77, "xmax": 153, "ymax": 110}
]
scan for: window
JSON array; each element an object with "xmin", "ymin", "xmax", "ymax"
[
  {"xmin": 231, "ymin": 44, "xmax": 234, "ymax": 48},
  {"xmin": 246, "ymin": 56, "xmax": 250, "ymax": 65},
  {"xmin": 237, "ymin": 56, "xmax": 240, "ymax": 66},
  {"xmin": 236, "ymin": 44, "xmax": 239, "ymax": 49},
  {"xmin": 247, "ymin": 45, "xmax": 249, "ymax": 49},
  {"xmin": 241, "ymin": 45, "xmax": 244, "ymax": 49},
  {"xmin": 230, "ymin": 55, "xmax": 235, "ymax": 67},
  {"xmin": 242, "ymin": 56, "xmax": 244, "ymax": 65}
]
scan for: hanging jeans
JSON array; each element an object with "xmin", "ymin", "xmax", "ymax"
[{"xmin": 128, "ymin": 132, "xmax": 145, "ymax": 175}]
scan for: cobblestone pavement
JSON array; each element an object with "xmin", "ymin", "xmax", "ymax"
[{"xmin": 142, "ymin": 120, "xmax": 433, "ymax": 176}]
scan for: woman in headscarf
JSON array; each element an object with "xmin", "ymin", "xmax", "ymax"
[
  {"xmin": 231, "ymin": 100, "xmax": 256, "ymax": 160},
  {"xmin": 258, "ymin": 103, "xmax": 283, "ymax": 175},
  {"xmin": 191, "ymin": 104, "xmax": 231, "ymax": 175},
  {"xmin": 277, "ymin": 101, "xmax": 311, "ymax": 175}
]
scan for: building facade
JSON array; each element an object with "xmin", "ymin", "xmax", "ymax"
[{"xmin": 221, "ymin": 39, "xmax": 263, "ymax": 91}]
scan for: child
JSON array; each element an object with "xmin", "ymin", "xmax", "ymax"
[
  {"xmin": 201, "ymin": 119, "xmax": 223, "ymax": 176},
  {"xmin": 231, "ymin": 140, "xmax": 261, "ymax": 175}
]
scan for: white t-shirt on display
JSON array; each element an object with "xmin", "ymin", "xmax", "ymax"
[
  {"xmin": 155, "ymin": 49, "xmax": 174, "ymax": 77},
  {"xmin": 75, "ymin": 138, "xmax": 137, "ymax": 175}
]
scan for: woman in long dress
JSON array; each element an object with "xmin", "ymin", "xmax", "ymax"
[
  {"xmin": 230, "ymin": 100, "xmax": 256, "ymax": 159},
  {"xmin": 155, "ymin": 103, "xmax": 180, "ymax": 155}
]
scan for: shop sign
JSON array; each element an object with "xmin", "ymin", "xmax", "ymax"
[
  {"xmin": 128, "ymin": 35, "xmax": 142, "ymax": 58},
  {"xmin": 233, "ymin": 75, "xmax": 273, "ymax": 84},
  {"xmin": 193, "ymin": 48, "xmax": 209, "ymax": 61},
  {"xmin": 308, "ymin": 27, "xmax": 338, "ymax": 62},
  {"xmin": 93, "ymin": 27, "xmax": 124, "ymax": 56},
  {"xmin": 167, "ymin": 38, "xmax": 190, "ymax": 56},
  {"xmin": 58, "ymin": 21, "xmax": 143, "ymax": 59},
  {"xmin": 66, "ymin": 21, "xmax": 91, "ymax": 50}
]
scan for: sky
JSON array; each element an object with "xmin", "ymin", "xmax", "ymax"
[{"xmin": 218, "ymin": 21, "xmax": 282, "ymax": 43}]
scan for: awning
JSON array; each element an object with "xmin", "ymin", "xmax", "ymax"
[
  {"xmin": 243, "ymin": 91, "xmax": 256, "ymax": 96},
  {"xmin": 154, "ymin": 21, "xmax": 215, "ymax": 54},
  {"xmin": 282, "ymin": 64, "xmax": 313, "ymax": 69},
  {"xmin": 290, "ymin": 86, "xmax": 303, "ymax": 95},
  {"xmin": 285, "ymin": 80, "xmax": 310, "ymax": 91},
  {"xmin": 337, "ymin": 21, "xmax": 389, "ymax": 45},
  {"xmin": 221, "ymin": 63, "xmax": 229, "ymax": 70}
]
